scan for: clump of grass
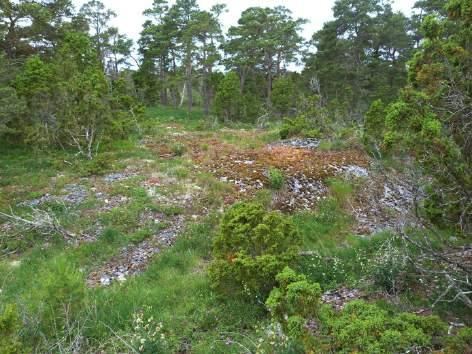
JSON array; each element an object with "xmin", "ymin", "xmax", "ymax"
[
  {"xmin": 79, "ymin": 154, "xmax": 114, "ymax": 176},
  {"xmin": 318, "ymin": 140, "xmax": 333, "ymax": 151},
  {"xmin": 196, "ymin": 173, "xmax": 234, "ymax": 208},
  {"xmin": 151, "ymin": 204, "xmax": 184, "ymax": 216},
  {"xmin": 327, "ymin": 178, "xmax": 353, "ymax": 207},
  {"xmin": 254, "ymin": 189, "xmax": 273, "ymax": 208},
  {"xmin": 100, "ymin": 228, "xmax": 122, "ymax": 243},
  {"xmin": 268, "ymin": 168, "xmax": 284, "ymax": 190},
  {"xmin": 170, "ymin": 142, "xmax": 187, "ymax": 156},
  {"xmin": 169, "ymin": 166, "xmax": 189, "ymax": 179}
]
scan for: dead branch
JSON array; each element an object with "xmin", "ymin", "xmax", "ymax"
[{"xmin": 0, "ymin": 207, "xmax": 75, "ymax": 241}]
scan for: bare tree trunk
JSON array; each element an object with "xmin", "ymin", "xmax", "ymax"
[
  {"xmin": 180, "ymin": 82, "xmax": 186, "ymax": 108},
  {"xmin": 5, "ymin": 18, "xmax": 18, "ymax": 59},
  {"xmin": 159, "ymin": 56, "xmax": 168, "ymax": 105},
  {"xmin": 202, "ymin": 74, "xmax": 209, "ymax": 116},
  {"xmin": 265, "ymin": 52, "xmax": 273, "ymax": 107},
  {"xmin": 186, "ymin": 55, "xmax": 193, "ymax": 113},
  {"xmin": 267, "ymin": 71, "xmax": 273, "ymax": 108},
  {"xmin": 239, "ymin": 66, "xmax": 248, "ymax": 93}
]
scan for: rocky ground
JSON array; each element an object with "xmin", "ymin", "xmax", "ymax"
[
  {"xmin": 1, "ymin": 127, "xmax": 424, "ymax": 287},
  {"xmin": 87, "ymin": 215, "xmax": 185, "ymax": 286}
]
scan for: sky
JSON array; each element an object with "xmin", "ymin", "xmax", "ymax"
[{"xmin": 74, "ymin": 0, "xmax": 417, "ymax": 47}]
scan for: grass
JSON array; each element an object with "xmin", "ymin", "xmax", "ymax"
[
  {"xmin": 0, "ymin": 215, "xmax": 265, "ymax": 352},
  {"xmin": 1, "ymin": 106, "xmax": 470, "ymax": 352}
]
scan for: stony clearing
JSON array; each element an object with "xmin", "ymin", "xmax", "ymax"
[{"xmin": 1, "ymin": 126, "xmax": 423, "ymax": 287}]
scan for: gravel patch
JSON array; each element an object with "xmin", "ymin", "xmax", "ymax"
[
  {"xmin": 87, "ymin": 216, "xmax": 185, "ymax": 287},
  {"xmin": 268, "ymin": 138, "xmax": 320, "ymax": 150}
]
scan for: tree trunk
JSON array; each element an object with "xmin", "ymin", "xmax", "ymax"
[
  {"xmin": 202, "ymin": 73, "xmax": 209, "ymax": 116},
  {"xmin": 180, "ymin": 82, "xmax": 186, "ymax": 107},
  {"xmin": 267, "ymin": 72, "xmax": 273, "ymax": 108},
  {"xmin": 239, "ymin": 66, "xmax": 247, "ymax": 93},
  {"xmin": 265, "ymin": 52, "xmax": 273, "ymax": 107},
  {"xmin": 186, "ymin": 54, "xmax": 193, "ymax": 113},
  {"xmin": 159, "ymin": 56, "xmax": 168, "ymax": 105},
  {"xmin": 5, "ymin": 18, "xmax": 18, "ymax": 59}
]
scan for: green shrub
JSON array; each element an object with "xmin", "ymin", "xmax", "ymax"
[
  {"xmin": 321, "ymin": 300, "xmax": 447, "ymax": 353},
  {"xmin": 305, "ymin": 128, "xmax": 321, "ymax": 139},
  {"xmin": 0, "ymin": 304, "xmax": 23, "ymax": 354},
  {"xmin": 76, "ymin": 152, "xmax": 112, "ymax": 176},
  {"xmin": 363, "ymin": 99, "xmax": 385, "ymax": 143},
  {"xmin": 272, "ymin": 77, "xmax": 297, "ymax": 116},
  {"xmin": 209, "ymin": 202, "xmax": 301, "ymax": 298},
  {"xmin": 279, "ymin": 115, "xmax": 318, "ymax": 139},
  {"xmin": 268, "ymin": 167, "xmax": 284, "ymax": 190},
  {"xmin": 264, "ymin": 268, "xmax": 449, "ymax": 353},
  {"xmin": 214, "ymin": 71, "xmax": 242, "ymax": 122},
  {"xmin": 368, "ymin": 236, "xmax": 411, "ymax": 294},
  {"xmin": 444, "ymin": 327, "xmax": 472, "ymax": 354},
  {"xmin": 266, "ymin": 267, "xmax": 321, "ymax": 347}
]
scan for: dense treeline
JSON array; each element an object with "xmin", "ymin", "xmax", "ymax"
[
  {"xmin": 0, "ymin": 0, "xmax": 448, "ymax": 131},
  {"xmin": 136, "ymin": 0, "xmax": 421, "ymax": 121},
  {"xmin": 0, "ymin": 0, "xmax": 428, "ymax": 137},
  {"xmin": 1, "ymin": 0, "xmax": 470, "ymax": 227}
]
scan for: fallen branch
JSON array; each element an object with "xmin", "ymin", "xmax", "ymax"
[{"xmin": 0, "ymin": 207, "xmax": 75, "ymax": 241}]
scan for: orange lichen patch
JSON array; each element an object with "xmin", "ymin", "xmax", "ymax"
[
  {"xmin": 143, "ymin": 130, "xmax": 369, "ymax": 211},
  {"xmin": 144, "ymin": 142, "xmax": 175, "ymax": 158},
  {"xmin": 197, "ymin": 145, "xmax": 368, "ymax": 183},
  {"xmin": 191, "ymin": 141, "xmax": 369, "ymax": 211},
  {"xmin": 143, "ymin": 176, "xmax": 162, "ymax": 187}
]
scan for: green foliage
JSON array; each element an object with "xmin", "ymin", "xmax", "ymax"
[
  {"xmin": 76, "ymin": 152, "xmax": 113, "ymax": 176},
  {"xmin": 380, "ymin": 0, "xmax": 472, "ymax": 230},
  {"xmin": 15, "ymin": 56, "xmax": 54, "ymax": 99},
  {"xmin": 279, "ymin": 115, "xmax": 320, "ymax": 139},
  {"xmin": 266, "ymin": 267, "xmax": 321, "ymax": 345},
  {"xmin": 321, "ymin": 300, "xmax": 447, "ymax": 353},
  {"xmin": 170, "ymin": 142, "xmax": 187, "ymax": 156},
  {"xmin": 304, "ymin": 0, "xmax": 413, "ymax": 118},
  {"xmin": 0, "ymin": 86, "xmax": 25, "ymax": 139},
  {"xmin": 0, "ymin": 304, "xmax": 23, "ymax": 354},
  {"xmin": 367, "ymin": 236, "xmax": 411, "ymax": 294},
  {"xmin": 209, "ymin": 202, "xmax": 301, "ymax": 298},
  {"xmin": 28, "ymin": 257, "xmax": 86, "ymax": 335},
  {"xmin": 224, "ymin": 6, "xmax": 306, "ymax": 108},
  {"xmin": 214, "ymin": 71, "xmax": 242, "ymax": 122},
  {"xmin": 268, "ymin": 167, "xmax": 284, "ymax": 190},
  {"xmin": 130, "ymin": 307, "xmax": 172, "ymax": 353},
  {"xmin": 240, "ymin": 90, "xmax": 264, "ymax": 122},
  {"xmin": 265, "ymin": 270, "xmax": 448, "ymax": 354},
  {"xmin": 363, "ymin": 99, "xmax": 385, "ymax": 145},
  {"xmin": 327, "ymin": 178, "xmax": 353, "ymax": 207},
  {"xmin": 444, "ymin": 327, "xmax": 472, "ymax": 354},
  {"xmin": 272, "ymin": 77, "xmax": 297, "ymax": 115}
]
